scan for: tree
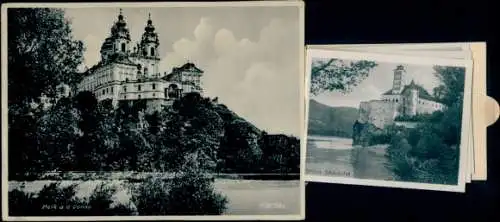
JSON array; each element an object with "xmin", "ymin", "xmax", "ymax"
[
  {"xmin": 219, "ymin": 119, "xmax": 262, "ymax": 173},
  {"xmin": 171, "ymin": 93, "xmax": 225, "ymax": 172},
  {"xmin": 8, "ymin": 8, "xmax": 83, "ymax": 177},
  {"xmin": 310, "ymin": 58, "xmax": 378, "ymax": 96},
  {"xmin": 36, "ymin": 97, "xmax": 81, "ymax": 171},
  {"xmin": 432, "ymin": 66, "xmax": 465, "ymax": 106},
  {"xmin": 8, "ymin": 103, "xmax": 45, "ymax": 179},
  {"xmin": 73, "ymin": 92, "xmax": 119, "ymax": 170},
  {"xmin": 8, "ymin": 8, "xmax": 84, "ymax": 105}
]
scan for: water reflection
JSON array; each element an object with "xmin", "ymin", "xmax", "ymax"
[{"xmin": 306, "ymin": 135, "xmax": 392, "ymax": 180}]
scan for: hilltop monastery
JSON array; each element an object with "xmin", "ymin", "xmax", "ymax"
[
  {"xmin": 74, "ymin": 9, "xmax": 204, "ymax": 108},
  {"xmin": 357, "ymin": 65, "xmax": 446, "ymax": 129}
]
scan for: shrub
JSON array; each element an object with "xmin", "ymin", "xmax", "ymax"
[
  {"xmin": 132, "ymin": 171, "xmax": 228, "ymax": 215},
  {"xmin": 36, "ymin": 182, "xmax": 87, "ymax": 216},
  {"xmin": 88, "ymin": 182, "xmax": 117, "ymax": 215},
  {"xmin": 8, "ymin": 181, "xmax": 138, "ymax": 216},
  {"xmin": 8, "ymin": 188, "xmax": 38, "ymax": 216}
]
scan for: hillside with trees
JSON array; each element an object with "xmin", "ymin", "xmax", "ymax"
[
  {"xmin": 307, "ymin": 99, "xmax": 359, "ymax": 138},
  {"xmin": 8, "ymin": 91, "xmax": 300, "ymax": 179}
]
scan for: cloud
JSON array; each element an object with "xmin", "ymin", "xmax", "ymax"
[
  {"xmin": 159, "ymin": 17, "xmax": 215, "ymax": 73},
  {"xmin": 82, "ymin": 34, "xmax": 103, "ymax": 68},
  {"xmin": 159, "ymin": 17, "xmax": 301, "ymax": 136}
]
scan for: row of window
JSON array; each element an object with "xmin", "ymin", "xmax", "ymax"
[
  {"xmin": 123, "ymin": 83, "xmax": 156, "ymax": 92},
  {"xmin": 382, "ymin": 98, "xmax": 443, "ymax": 109},
  {"xmin": 383, "ymin": 98, "xmax": 400, "ymax": 102},
  {"xmin": 98, "ymin": 87, "xmax": 114, "ymax": 96},
  {"xmin": 82, "ymin": 70, "xmax": 114, "ymax": 91},
  {"xmin": 122, "ymin": 93, "xmax": 156, "ymax": 100}
]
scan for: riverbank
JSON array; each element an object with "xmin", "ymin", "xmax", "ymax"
[
  {"xmin": 351, "ymin": 144, "xmax": 394, "ymax": 180},
  {"xmin": 10, "ymin": 171, "xmax": 300, "ymax": 182},
  {"xmin": 8, "ymin": 178, "xmax": 300, "ymax": 216}
]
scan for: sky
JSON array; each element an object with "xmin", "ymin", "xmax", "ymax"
[
  {"xmin": 311, "ymin": 58, "xmax": 441, "ymax": 108},
  {"xmin": 64, "ymin": 6, "xmax": 302, "ymax": 137}
]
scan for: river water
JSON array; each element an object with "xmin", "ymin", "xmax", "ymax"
[
  {"xmin": 306, "ymin": 135, "xmax": 393, "ymax": 180},
  {"xmin": 8, "ymin": 179, "xmax": 300, "ymax": 216}
]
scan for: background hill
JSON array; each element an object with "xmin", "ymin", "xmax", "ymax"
[{"xmin": 307, "ymin": 99, "xmax": 359, "ymax": 138}]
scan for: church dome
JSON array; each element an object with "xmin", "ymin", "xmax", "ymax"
[
  {"xmin": 140, "ymin": 13, "xmax": 160, "ymax": 46},
  {"xmin": 110, "ymin": 8, "xmax": 131, "ymax": 41}
]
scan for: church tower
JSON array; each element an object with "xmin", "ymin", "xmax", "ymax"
[
  {"xmin": 405, "ymin": 80, "xmax": 419, "ymax": 116},
  {"xmin": 391, "ymin": 65, "xmax": 406, "ymax": 94},
  {"xmin": 137, "ymin": 13, "xmax": 160, "ymax": 78},
  {"xmin": 100, "ymin": 9, "xmax": 132, "ymax": 62}
]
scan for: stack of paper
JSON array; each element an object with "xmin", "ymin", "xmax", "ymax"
[{"xmin": 304, "ymin": 42, "xmax": 498, "ymax": 192}]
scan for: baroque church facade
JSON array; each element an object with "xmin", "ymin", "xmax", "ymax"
[
  {"xmin": 357, "ymin": 65, "xmax": 446, "ymax": 129},
  {"xmin": 76, "ymin": 9, "xmax": 204, "ymax": 109}
]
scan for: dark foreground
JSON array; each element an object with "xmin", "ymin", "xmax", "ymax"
[{"xmin": 8, "ymin": 177, "xmax": 300, "ymax": 216}]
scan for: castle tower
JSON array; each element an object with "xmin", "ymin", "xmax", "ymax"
[
  {"xmin": 391, "ymin": 65, "xmax": 406, "ymax": 94},
  {"xmin": 406, "ymin": 80, "xmax": 418, "ymax": 116},
  {"xmin": 137, "ymin": 13, "xmax": 160, "ymax": 78},
  {"xmin": 100, "ymin": 8, "xmax": 132, "ymax": 62}
]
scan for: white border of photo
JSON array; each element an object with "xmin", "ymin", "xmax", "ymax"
[
  {"xmin": 304, "ymin": 49, "xmax": 472, "ymax": 193},
  {"xmin": 311, "ymin": 42, "xmax": 470, "ymax": 52},
  {"xmin": 1, "ymin": 1, "xmax": 306, "ymax": 221}
]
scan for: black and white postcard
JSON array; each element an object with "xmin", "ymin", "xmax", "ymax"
[
  {"xmin": 307, "ymin": 43, "xmax": 479, "ymax": 183},
  {"xmin": 304, "ymin": 49, "xmax": 472, "ymax": 192},
  {"xmin": 1, "ymin": 1, "xmax": 305, "ymax": 220}
]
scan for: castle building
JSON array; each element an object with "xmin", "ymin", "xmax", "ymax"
[
  {"xmin": 76, "ymin": 9, "xmax": 204, "ymax": 109},
  {"xmin": 357, "ymin": 65, "xmax": 446, "ymax": 129}
]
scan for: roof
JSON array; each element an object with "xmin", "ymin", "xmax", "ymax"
[
  {"xmin": 162, "ymin": 62, "xmax": 204, "ymax": 81},
  {"xmin": 177, "ymin": 62, "xmax": 204, "ymax": 74},
  {"xmin": 162, "ymin": 73, "xmax": 177, "ymax": 81},
  {"xmin": 383, "ymin": 81, "xmax": 443, "ymax": 103}
]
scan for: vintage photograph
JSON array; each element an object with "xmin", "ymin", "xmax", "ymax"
[
  {"xmin": 2, "ymin": 2, "xmax": 305, "ymax": 220},
  {"xmin": 304, "ymin": 49, "xmax": 471, "ymax": 192}
]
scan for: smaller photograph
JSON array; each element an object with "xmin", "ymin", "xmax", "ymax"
[{"xmin": 304, "ymin": 49, "xmax": 472, "ymax": 192}]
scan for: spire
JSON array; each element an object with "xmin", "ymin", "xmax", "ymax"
[
  {"xmin": 109, "ymin": 8, "xmax": 130, "ymax": 40},
  {"xmin": 117, "ymin": 8, "xmax": 125, "ymax": 22},
  {"xmin": 139, "ymin": 11, "xmax": 160, "ymax": 55},
  {"xmin": 145, "ymin": 12, "xmax": 155, "ymax": 32}
]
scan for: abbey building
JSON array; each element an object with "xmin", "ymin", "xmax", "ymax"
[
  {"xmin": 357, "ymin": 65, "xmax": 446, "ymax": 129},
  {"xmin": 76, "ymin": 9, "xmax": 204, "ymax": 109}
]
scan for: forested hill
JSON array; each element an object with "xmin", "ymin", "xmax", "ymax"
[
  {"xmin": 307, "ymin": 99, "xmax": 359, "ymax": 138},
  {"xmin": 8, "ymin": 92, "xmax": 300, "ymax": 180}
]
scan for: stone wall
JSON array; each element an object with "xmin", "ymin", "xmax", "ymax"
[
  {"xmin": 353, "ymin": 100, "xmax": 398, "ymax": 146},
  {"xmin": 145, "ymin": 99, "xmax": 168, "ymax": 114},
  {"xmin": 416, "ymin": 98, "xmax": 446, "ymax": 114},
  {"xmin": 357, "ymin": 100, "xmax": 398, "ymax": 129}
]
